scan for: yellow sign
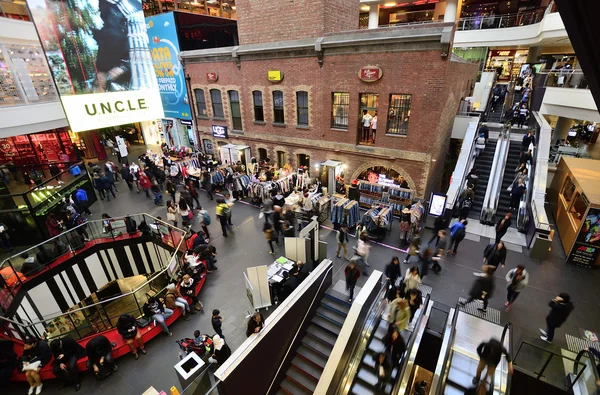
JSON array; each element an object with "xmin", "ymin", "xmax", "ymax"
[{"xmin": 268, "ymin": 70, "xmax": 283, "ymax": 82}]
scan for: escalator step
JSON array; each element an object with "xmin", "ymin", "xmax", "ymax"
[
  {"xmin": 367, "ymin": 337, "xmax": 386, "ymax": 354},
  {"xmin": 291, "ymin": 355, "xmax": 323, "ymax": 381},
  {"xmin": 280, "ymin": 377, "xmax": 312, "ymax": 395},
  {"xmin": 351, "ymin": 381, "xmax": 377, "ymax": 395},
  {"xmin": 297, "ymin": 344, "xmax": 328, "ymax": 367},
  {"xmin": 316, "ymin": 306, "xmax": 345, "ymax": 326}
]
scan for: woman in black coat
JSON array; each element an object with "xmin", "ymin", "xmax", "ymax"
[
  {"xmin": 246, "ymin": 312, "xmax": 265, "ymax": 337},
  {"xmin": 483, "ymin": 242, "xmax": 507, "ymax": 270}
]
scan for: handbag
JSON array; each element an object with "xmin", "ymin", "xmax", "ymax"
[
  {"xmin": 167, "ymin": 212, "xmax": 176, "ymax": 222},
  {"xmin": 187, "ymin": 211, "xmax": 194, "ymax": 220}
]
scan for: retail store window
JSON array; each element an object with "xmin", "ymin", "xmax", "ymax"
[
  {"xmin": 194, "ymin": 89, "xmax": 207, "ymax": 118},
  {"xmin": 273, "ymin": 90, "xmax": 285, "ymax": 124},
  {"xmin": 387, "ymin": 94, "xmax": 412, "ymax": 136},
  {"xmin": 252, "ymin": 91, "xmax": 264, "ymax": 122},
  {"xmin": 358, "ymin": 93, "xmax": 379, "ymax": 144},
  {"xmin": 568, "ymin": 192, "xmax": 587, "ymax": 228},
  {"xmin": 297, "ymin": 154, "xmax": 310, "ymax": 169},
  {"xmin": 277, "ymin": 150, "xmax": 287, "ymax": 168},
  {"xmin": 210, "ymin": 89, "xmax": 224, "ymax": 119},
  {"xmin": 561, "ymin": 176, "xmax": 576, "ymax": 204},
  {"xmin": 258, "ymin": 148, "xmax": 268, "ymax": 162},
  {"xmin": 331, "ymin": 92, "xmax": 349, "ymax": 129},
  {"xmin": 228, "ymin": 90, "xmax": 242, "ymax": 130},
  {"xmin": 296, "ymin": 91, "xmax": 309, "ymax": 126}
]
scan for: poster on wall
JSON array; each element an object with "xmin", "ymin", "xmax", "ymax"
[
  {"xmin": 146, "ymin": 13, "xmax": 192, "ymax": 120},
  {"xmin": 567, "ymin": 207, "xmax": 600, "ymax": 267},
  {"xmin": 26, "ymin": 0, "xmax": 164, "ymax": 132}
]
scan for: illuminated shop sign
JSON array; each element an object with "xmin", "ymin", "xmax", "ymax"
[{"xmin": 212, "ymin": 125, "xmax": 228, "ymax": 138}]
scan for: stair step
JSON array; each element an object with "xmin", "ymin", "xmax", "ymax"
[
  {"xmin": 316, "ymin": 306, "xmax": 345, "ymax": 326},
  {"xmin": 297, "ymin": 344, "xmax": 328, "ymax": 368},
  {"xmin": 291, "ymin": 355, "xmax": 323, "ymax": 381},
  {"xmin": 312, "ymin": 315, "xmax": 342, "ymax": 335},
  {"xmin": 280, "ymin": 377, "xmax": 312, "ymax": 395},
  {"xmin": 324, "ymin": 292, "xmax": 352, "ymax": 311},
  {"xmin": 287, "ymin": 364, "xmax": 318, "ymax": 392},
  {"xmin": 305, "ymin": 324, "xmax": 337, "ymax": 347}
]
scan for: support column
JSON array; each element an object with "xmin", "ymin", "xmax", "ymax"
[
  {"xmin": 553, "ymin": 117, "xmax": 574, "ymax": 144},
  {"xmin": 368, "ymin": 4, "xmax": 379, "ymax": 29},
  {"xmin": 444, "ymin": 0, "xmax": 458, "ymax": 23},
  {"xmin": 527, "ymin": 46, "xmax": 543, "ymax": 64}
]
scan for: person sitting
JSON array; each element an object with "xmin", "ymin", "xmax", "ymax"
[
  {"xmin": 50, "ymin": 335, "xmax": 85, "ymax": 391},
  {"xmin": 165, "ymin": 283, "xmax": 194, "ymax": 321},
  {"xmin": 116, "ymin": 314, "xmax": 147, "ymax": 360},
  {"xmin": 208, "ymin": 335, "xmax": 231, "ymax": 365},
  {"xmin": 20, "ymin": 336, "xmax": 52, "ymax": 395},
  {"xmin": 20, "ymin": 253, "xmax": 42, "ymax": 276},
  {"xmin": 180, "ymin": 275, "xmax": 204, "ymax": 312},
  {"xmin": 85, "ymin": 335, "xmax": 118, "ymax": 380},
  {"xmin": 0, "ymin": 339, "xmax": 17, "ymax": 386},
  {"xmin": 142, "ymin": 297, "xmax": 173, "ymax": 337}
]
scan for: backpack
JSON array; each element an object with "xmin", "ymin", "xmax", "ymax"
[
  {"xmin": 455, "ymin": 227, "xmax": 466, "ymax": 240},
  {"xmin": 462, "ymin": 198, "xmax": 472, "ymax": 209},
  {"xmin": 222, "ymin": 206, "xmax": 231, "ymax": 218},
  {"xmin": 202, "ymin": 212, "xmax": 211, "ymax": 225}
]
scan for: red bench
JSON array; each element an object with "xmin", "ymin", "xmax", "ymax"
[{"xmin": 6, "ymin": 274, "xmax": 206, "ymax": 382}]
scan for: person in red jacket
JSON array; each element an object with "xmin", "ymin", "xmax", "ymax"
[
  {"xmin": 345, "ymin": 260, "xmax": 360, "ymax": 302},
  {"xmin": 187, "ymin": 181, "xmax": 201, "ymax": 210},
  {"xmin": 138, "ymin": 171, "xmax": 151, "ymax": 198}
]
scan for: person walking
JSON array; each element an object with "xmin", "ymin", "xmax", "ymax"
[
  {"xmin": 495, "ymin": 213, "xmax": 512, "ymax": 243},
  {"xmin": 202, "ymin": 170, "xmax": 213, "ymax": 200},
  {"xmin": 50, "ymin": 335, "xmax": 85, "ymax": 391},
  {"xmin": 404, "ymin": 266, "xmax": 422, "ymax": 293},
  {"xmin": 216, "ymin": 198, "xmax": 231, "ymax": 237},
  {"xmin": 198, "ymin": 209, "xmax": 211, "ymax": 240},
  {"xmin": 263, "ymin": 222, "xmax": 275, "ymax": 254},
  {"xmin": 460, "ymin": 265, "xmax": 495, "ymax": 314},
  {"xmin": 178, "ymin": 198, "xmax": 191, "ymax": 226},
  {"xmin": 167, "ymin": 200, "xmax": 178, "ymax": 227},
  {"xmin": 129, "ymin": 163, "xmax": 141, "ymax": 193},
  {"xmin": 429, "ymin": 215, "xmax": 449, "ymax": 246},
  {"xmin": 116, "ymin": 314, "xmax": 147, "ymax": 360},
  {"xmin": 539, "ymin": 293, "xmax": 574, "ymax": 342},
  {"xmin": 406, "ymin": 288, "xmax": 423, "ymax": 324},
  {"xmin": 187, "ymin": 182, "xmax": 201, "ymax": 210},
  {"xmin": 449, "ymin": 219, "xmax": 468, "ymax": 255},
  {"xmin": 483, "ymin": 242, "xmax": 507, "ymax": 271},
  {"xmin": 138, "ymin": 171, "xmax": 151, "ymax": 198},
  {"xmin": 99, "ymin": 172, "xmax": 115, "ymax": 201},
  {"xmin": 345, "ymin": 260, "xmax": 360, "ymax": 302},
  {"xmin": 473, "ymin": 338, "xmax": 513, "ymax": 387},
  {"xmin": 504, "ymin": 265, "xmax": 529, "ymax": 311},
  {"xmin": 272, "ymin": 205, "xmax": 283, "ymax": 246},
  {"xmin": 212, "ymin": 309, "xmax": 224, "ymax": 338},
  {"xmin": 336, "ymin": 224, "xmax": 349, "ymax": 259},
  {"xmin": 403, "ymin": 235, "xmax": 421, "ymax": 264},
  {"xmin": 384, "ymin": 256, "xmax": 401, "ymax": 286},
  {"xmin": 121, "ymin": 164, "xmax": 134, "ymax": 191},
  {"xmin": 75, "ymin": 187, "xmax": 92, "ymax": 215},
  {"xmin": 384, "ymin": 325, "xmax": 406, "ymax": 365},
  {"xmin": 354, "ymin": 232, "xmax": 371, "ymax": 275},
  {"xmin": 166, "ymin": 179, "xmax": 177, "ymax": 204}
]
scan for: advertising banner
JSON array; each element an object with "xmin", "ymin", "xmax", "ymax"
[
  {"xmin": 146, "ymin": 12, "xmax": 192, "ymax": 120},
  {"xmin": 567, "ymin": 207, "xmax": 600, "ymax": 266},
  {"xmin": 26, "ymin": 0, "xmax": 163, "ymax": 132}
]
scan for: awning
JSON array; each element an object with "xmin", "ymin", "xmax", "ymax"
[{"xmin": 321, "ymin": 160, "xmax": 343, "ymax": 167}]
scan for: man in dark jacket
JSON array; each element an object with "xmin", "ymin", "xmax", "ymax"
[
  {"xmin": 116, "ymin": 314, "xmax": 146, "ymax": 360},
  {"xmin": 345, "ymin": 261, "xmax": 360, "ymax": 302},
  {"xmin": 483, "ymin": 242, "xmax": 507, "ymax": 270},
  {"xmin": 50, "ymin": 336, "xmax": 85, "ymax": 390},
  {"xmin": 460, "ymin": 265, "xmax": 495, "ymax": 314},
  {"xmin": 98, "ymin": 172, "xmax": 115, "ymax": 201},
  {"xmin": 495, "ymin": 213, "xmax": 512, "ymax": 243},
  {"xmin": 473, "ymin": 338, "xmax": 513, "ymax": 386},
  {"xmin": 85, "ymin": 335, "xmax": 117, "ymax": 379},
  {"xmin": 121, "ymin": 164, "xmax": 134, "ymax": 191},
  {"xmin": 540, "ymin": 293, "xmax": 574, "ymax": 342},
  {"xmin": 142, "ymin": 297, "xmax": 173, "ymax": 336},
  {"xmin": 429, "ymin": 215, "xmax": 449, "ymax": 245}
]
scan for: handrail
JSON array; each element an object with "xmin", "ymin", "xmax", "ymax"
[
  {"xmin": 332, "ymin": 276, "xmax": 388, "ymax": 395},
  {"xmin": 456, "ymin": 9, "xmax": 545, "ymax": 31},
  {"xmin": 265, "ymin": 265, "xmax": 333, "ymax": 394},
  {"xmin": 434, "ymin": 302, "xmax": 462, "ymax": 395},
  {"xmin": 429, "ymin": 307, "xmax": 456, "ymax": 394},
  {"xmin": 0, "ymin": 229, "xmax": 186, "ymax": 329},
  {"xmin": 392, "ymin": 293, "xmax": 432, "ymax": 395},
  {"xmin": 574, "ymin": 349, "xmax": 600, "ymax": 386},
  {"xmin": 490, "ymin": 127, "xmax": 511, "ymax": 218},
  {"xmin": 500, "ymin": 322, "xmax": 513, "ymax": 395},
  {"xmin": 480, "ymin": 134, "xmax": 504, "ymax": 222}
]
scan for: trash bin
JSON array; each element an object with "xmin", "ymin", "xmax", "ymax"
[
  {"xmin": 530, "ymin": 232, "xmax": 552, "ymax": 260},
  {"xmin": 174, "ymin": 351, "xmax": 215, "ymax": 394}
]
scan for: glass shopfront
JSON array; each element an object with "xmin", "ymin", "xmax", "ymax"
[{"xmin": 485, "ymin": 49, "xmax": 529, "ymax": 81}]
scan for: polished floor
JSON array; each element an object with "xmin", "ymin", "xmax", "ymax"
[{"xmin": 4, "ymin": 159, "xmax": 600, "ymax": 395}]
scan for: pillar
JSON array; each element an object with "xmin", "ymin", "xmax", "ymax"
[
  {"xmin": 444, "ymin": 0, "xmax": 458, "ymax": 23},
  {"xmin": 553, "ymin": 117, "xmax": 574, "ymax": 144},
  {"xmin": 368, "ymin": 4, "xmax": 379, "ymax": 29},
  {"xmin": 527, "ymin": 46, "xmax": 543, "ymax": 64}
]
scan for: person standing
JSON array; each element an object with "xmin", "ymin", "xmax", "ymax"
[
  {"xmin": 129, "ymin": 163, "xmax": 141, "ymax": 193},
  {"xmin": 539, "ymin": 293, "xmax": 574, "ymax": 342},
  {"xmin": 384, "ymin": 325, "xmax": 406, "ymax": 365},
  {"xmin": 518, "ymin": 104, "xmax": 529, "ymax": 128},
  {"xmin": 50, "ymin": 335, "xmax": 85, "ymax": 391},
  {"xmin": 345, "ymin": 260, "xmax": 360, "ymax": 302},
  {"xmin": 212, "ymin": 309, "xmax": 224, "ymax": 338},
  {"xmin": 371, "ymin": 112, "xmax": 378, "ymax": 144},
  {"xmin": 449, "ymin": 219, "xmax": 468, "ymax": 255},
  {"xmin": 167, "ymin": 201, "xmax": 178, "ymax": 227},
  {"xmin": 121, "ymin": 164, "xmax": 134, "ymax": 191},
  {"xmin": 406, "ymin": 288, "xmax": 423, "ymax": 324},
  {"xmin": 429, "ymin": 215, "xmax": 449, "ymax": 246},
  {"xmin": 246, "ymin": 312, "xmax": 265, "ymax": 337},
  {"xmin": 361, "ymin": 110, "xmax": 373, "ymax": 142},
  {"xmin": 336, "ymin": 224, "xmax": 349, "ymax": 259},
  {"xmin": 187, "ymin": 181, "xmax": 201, "ymax": 210},
  {"xmin": 263, "ymin": 222, "xmax": 275, "ymax": 254},
  {"xmin": 216, "ymin": 198, "xmax": 231, "ymax": 237},
  {"xmin": 504, "ymin": 265, "xmax": 529, "ymax": 311},
  {"xmin": 478, "ymin": 123, "xmax": 490, "ymax": 142},
  {"xmin": 116, "ymin": 314, "xmax": 147, "ymax": 360},
  {"xmin": 495, "ymin": 213, "xmax": 512, "ymax": 243},
  {"xmin": 404, "ymin": 266, "xmax": 422, "ymax": 293},
  {"xmin": 473, "ymin": 338, "xmax": 513, "ymax": 386},
  {"xmin": 388, "ymin": 297, "xmax": 411, "ymax": 331},
  {"xmin": 384, "ymin": 256, "xmax": 401, "ymax": 286},
  {"xmin": 99, "ymin": 172, "xmax": 115, "ymax": 201},
  {"xmin": 460, "ymin": 265, "xmax": 495, "ymax": 314},
  {"xmin": 272, "ymin": 205, "xmax": 283, "ymax": 246},
  {"xmin": 202, "ymin": 170, "xmax": 213, "ymax": 200},
  {"xmin": 521, "ymin": 130, "xmax": 536, "ymax": 153},
  {"xmin": 75, "ymin": 187, "xmax": 92, "ymax": 215}
]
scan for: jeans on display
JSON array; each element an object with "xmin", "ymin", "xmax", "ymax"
[
  {"xmin": 174, "ymin": 297, "xmax": 190, "ymax": 315},
  {"xmin": 153, "ymin": 309, "xmax": 174, "ymax": 333}
]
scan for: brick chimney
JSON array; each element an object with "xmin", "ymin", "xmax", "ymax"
[{"xmin": 235, "ymin": 0, "xmax": 361, "ymax": 45}]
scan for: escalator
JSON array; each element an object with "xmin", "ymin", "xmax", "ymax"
[
  {"xmin": 469, "ymin": 138, "xmax": 497, "ymax": 220},
  {"xmin": 496, "ymin": 141, "xmax": 522, "ymax": 222},
  {"xmin": 278, "ymin": 291, "xmax": 351, "ymax": 395},
  {"xmin": 486, "ymin": 87, "xmax": 506, "ymax": 123}
]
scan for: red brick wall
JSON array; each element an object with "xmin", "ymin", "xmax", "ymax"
[
  {"xmin": 187, "ymin": 52, "xmax": 477, "ymax": 196},
  {"xmin": 236, "ymin": 0, "xmax": 360, "ymax": 45}
]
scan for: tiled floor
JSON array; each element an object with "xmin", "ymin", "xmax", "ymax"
[{"xmin": 5, "ymin": 161, "xmax": 600, "ymax": 394}]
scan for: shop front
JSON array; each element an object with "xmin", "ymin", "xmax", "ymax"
[
  {"xmin": 550, "ymin": 157, "xmax": 600, "ymax": 267},
  {"xmin": 354, "ymin": 166, "xmax": 417, "ymax": 217},
  {"xmin": 485, "ymin": 49, "xmax": 529, "ymax": 81},
  {"xmin": 220, "ymin": 144, "xmax": 251, "ymax": 171}
]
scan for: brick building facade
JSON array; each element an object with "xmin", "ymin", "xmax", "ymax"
[{"xmin": 181, "ymin": 1, "xmax": 477, "ymax": 197}]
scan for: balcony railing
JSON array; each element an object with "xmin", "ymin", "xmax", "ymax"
[
  {"xmin": 540, "ymin": 71, "xmax": 589, "ymax": 90},
  {"xmin": 456, "ymin": 9, "xmax": 545, "ymax": 31}
]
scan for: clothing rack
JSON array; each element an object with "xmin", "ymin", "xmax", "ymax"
[
  {"xmin": 362, "ymin": 203, "xmax": 393, "ymax": 232},
  {"xmin": 330, "ymin": 198, "xmax": 359, "ymax": 228},
  {"xmin": 358, "ymin": 180, "xmax": 416, "ymax": 216}
]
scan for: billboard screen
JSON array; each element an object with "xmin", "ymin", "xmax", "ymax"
[
  {"xmin": 146, "ymin": 12, "xmax": 192, "ymax": 120},
  {"xmin": 26, "ymin": 0, "xmax": 163, "ymax": 132}
]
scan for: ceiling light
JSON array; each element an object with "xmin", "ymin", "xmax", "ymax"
[
  {"xmin": 360, "ymin": 6, "xmax": 369, "ymax": 11},
  {"xmin": 384, "ymin": 2, "xmax": 396, "ymax": 6}
]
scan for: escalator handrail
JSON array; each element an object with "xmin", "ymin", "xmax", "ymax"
[
  {"xmin": 391, "ymin": 293, "xmax": 432, "ymax": 395},
  {"xmin": 489, "ymin": 127, "xmax": 512, "ymax": 217},
  {"xmin": 480, "ymin": 136, "xmax": 504, "ymax": 221},
  {"xmin": 435, "ymin": 301, "xmax": 462, "ymax": 395},
  {"xmin": 573, "ymin": 349, "xmax": 600, "ymax": 388},
  {"xmin": 334, "ymin": 278, "xmax": 389, "ymax": 395},
  {"xmin": 500, "ymin": 322, "xmax": 513, "ymax": 395}
]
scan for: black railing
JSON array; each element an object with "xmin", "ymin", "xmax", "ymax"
[{"xmin": 500, "ymin": 322, "xmax": 513, "ymax": 394}]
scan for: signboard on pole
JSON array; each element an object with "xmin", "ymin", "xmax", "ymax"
[{"xmin": 26, "ymin": 0, "xmax": 164, "ymax": 132}]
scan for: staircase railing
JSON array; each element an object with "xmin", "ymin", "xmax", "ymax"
[{"xmin": 573, "ymin": 348, "xmax": 600, "ymax": 394}]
